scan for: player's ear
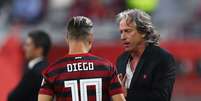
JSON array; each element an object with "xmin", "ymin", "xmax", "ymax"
[
  {"xmin": 65, "ymin": 36, "xmax": 71, "ymax": 48},
  {"xmin": 141, "ymin": 33, "xmax": 146, "ymax": 38},
  {"xmin": 65, "ymin": 35, "xmax": 69, "ymax": 44},
  {"xmin": 88, "ymin": 33, "xmax": 94, "ymax": 45},
  {"xmin": 87, "ymin": 33, "xmax": 93, "ymax": 52}
]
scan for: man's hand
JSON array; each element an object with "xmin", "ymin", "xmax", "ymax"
[
  {"xmin": 38, "ymin": 94, "xmax": 52, "ymax": 101},
  {"xmin": 118, "ymin": 73, "xmax": 127, "ymax": 97},
  {"xmin": 112, "ymin": 94, "xmax": 126, "ymax": 101}
]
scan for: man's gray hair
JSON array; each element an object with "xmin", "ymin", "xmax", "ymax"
[{"xmin": 116, "ymin": 9, "xmax": 160, "ymax": 45}]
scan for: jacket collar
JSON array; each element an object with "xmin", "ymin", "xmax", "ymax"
[
  {"xmin": 128, "ymin": 44, "xmax": 154, "ymax": 88},
  {"xmin": 28, "ymin": 57, "xmax": 44, "ymax": 70}
]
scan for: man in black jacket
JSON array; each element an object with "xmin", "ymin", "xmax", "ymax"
[
  {"xmin": 116, "ymin": 9, "xmax": 176, "ymax": 101},
  {"xmin": 8, "ymin": 30, "xmax": 52, "ymax": 101}
]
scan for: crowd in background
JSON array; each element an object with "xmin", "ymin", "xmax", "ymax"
[{"xmin": 0, "ymin": 0, "xmax": 201, "ymax": 42}]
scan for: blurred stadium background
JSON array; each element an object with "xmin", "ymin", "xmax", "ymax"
[{"xmin": 0, "ymin": 0, "xmax": 201, "ymax": 101}]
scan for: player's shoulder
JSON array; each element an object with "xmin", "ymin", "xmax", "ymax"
[
  {"xmin": 91, "ymin": 54, "xmax": 115, "ymax": 72},
  {"xmin": 42, "ymin": 55, "xmax": 70, "ymax": 74},
  {"xmin": 46, "ymin": 53, "xmax": 87, "ymax": 68},
  {"xmin": 91, "ymin": 54, "xmax": 113, "ymax": 66},
  {"xmin": 42, "ymin": 53, "xmax": 115, "ymax": 75}
]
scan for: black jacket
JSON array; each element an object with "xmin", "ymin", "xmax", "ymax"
[
  {"xmin": 8, "ymin": 60, "xmax": 48, "ymax": 101},
  {"xmin": 116, "ymin": 44, "xmax": 176, "ymax": 101}
]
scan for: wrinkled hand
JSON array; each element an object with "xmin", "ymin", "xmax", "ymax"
[{"xmin": 118, "ymin": 74, "xmax": 127, "ymax": 97}]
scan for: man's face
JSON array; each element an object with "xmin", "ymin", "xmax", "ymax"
[
  {"xmin": 24, "ymin": 37, "xmax": 38, "ymax": 60},
  {"xmin": 119, "ymin": 19, "xmax": 144, "ymax": 52}
]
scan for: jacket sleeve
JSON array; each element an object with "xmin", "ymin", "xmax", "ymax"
[
  {"xmin": 8, "ymin": 70, "xmax": 43, "ymax": 101},
  {"xmin": 8, "ymin": 63, "xmax": 46, "ymax": 101}
]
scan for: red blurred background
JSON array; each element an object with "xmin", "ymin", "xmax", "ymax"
[{"xmin": 1, "ymin": 0, "xmax": 201, "ymax": 101}]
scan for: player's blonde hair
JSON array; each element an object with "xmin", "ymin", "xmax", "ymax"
[{"xmin": 67, "ymin": 16, "xmax": 93, "ymax": 40}]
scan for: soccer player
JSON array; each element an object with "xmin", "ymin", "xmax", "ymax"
[{"xmin": 38, "ymin": 16, "xmax": 125, "ymax": 101}]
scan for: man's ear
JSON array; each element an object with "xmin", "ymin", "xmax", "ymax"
[
  {"xmin": 36, "ymin": 47, "xmax": 43, "ymax": 56},
  {"xmin": 141, "ymin": 34, "xmax": 146, "ymax": 38}
]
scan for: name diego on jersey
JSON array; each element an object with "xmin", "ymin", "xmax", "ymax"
[{"xmin": 66, "ymin": 62, "xmax": 94, "ymax": 72}]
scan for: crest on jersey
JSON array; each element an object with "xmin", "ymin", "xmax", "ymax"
[{"xmin": 75, "ymin": 56, "xmax": 82, "ymax": 59}]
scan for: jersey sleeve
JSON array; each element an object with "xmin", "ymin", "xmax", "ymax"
[
  {"xmin": 39, "ymin": 68, "xmax": 54, "ymax": 96},
  {"xmin": 109, "ymin": 64, "xmax": 123, "ymax": 96}
]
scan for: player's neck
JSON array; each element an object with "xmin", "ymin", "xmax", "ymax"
[{"xmin": 68, "ymin": 41, "xmax": 89, "ymax": 55}]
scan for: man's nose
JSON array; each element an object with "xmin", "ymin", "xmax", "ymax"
[{"xmin": 121, "ymin": 33, "xmax": 126, "ymax": 40}]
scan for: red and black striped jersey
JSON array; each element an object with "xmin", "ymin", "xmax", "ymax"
[{"xmin": 39, "ymin": 53, "xmax": 123, "ymax": 101}]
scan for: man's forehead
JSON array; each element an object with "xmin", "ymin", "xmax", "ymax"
[
  {"xmin": 26, "ymin": 37, "xmax": 32, "ymax": 42},
  {"xmin": 119, "ymin": 19, "xmax": 135, "ymax": 29}
]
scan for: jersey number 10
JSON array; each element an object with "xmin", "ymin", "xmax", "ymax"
[{"xmin": 64, "ymin": 78, "xmax": 102, "ymax": 101}]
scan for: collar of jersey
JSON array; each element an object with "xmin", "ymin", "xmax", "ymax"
[{"xmin": 65, "ymin": 53, "xmax": 93, "ymax": 57}]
